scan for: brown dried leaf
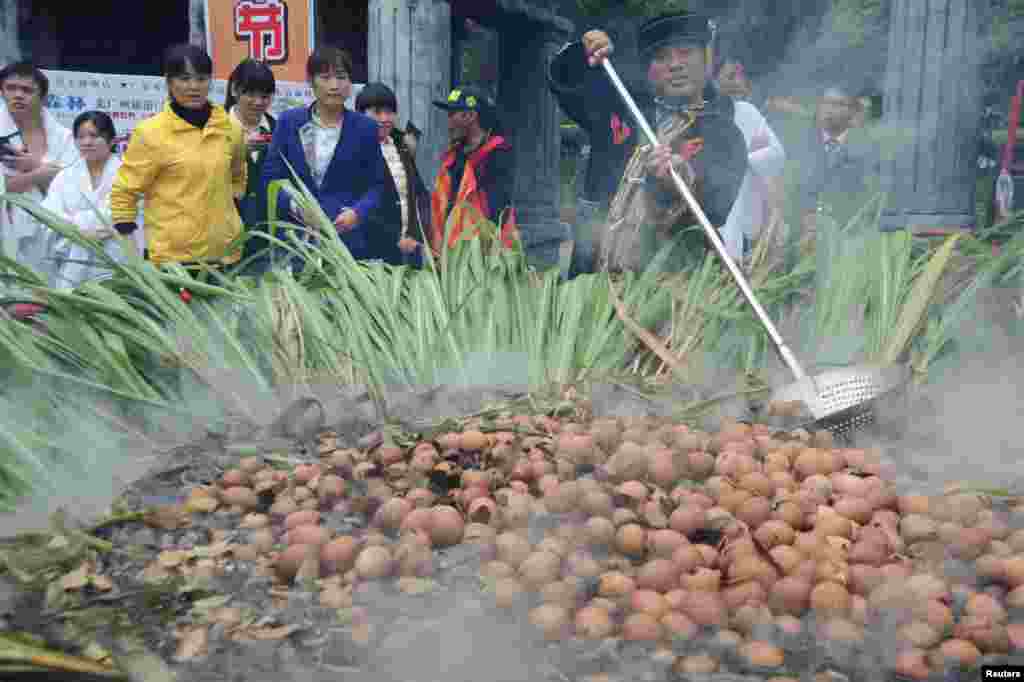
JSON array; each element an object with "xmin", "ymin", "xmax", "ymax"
[
  {"xmin": 396, "ymin": 577, "xmax": 436, "ymax": 595},
  {"xmin": 607, "ymin": 280, "xmax": 689, "ymax": 377},
  {"xmin": 211, "ymin": 606, "xmax": 244, "ymax": 628},
  {"xmin": 158, "ymin": 550, "xmax": 190, "ymax": 569},
  {"xmin": 238, "ymin": 624, "xmax": 301, "ymax": 641},
  {"xmin": 350, "ymin": 623, "xmax": 373, "ymax": 646},
  {"xmin": 185, "ymin": 496, "xmax": 220, "ymax": 514},
  {"xmin": 61, "ymin": 563, "xmax": 92, "ymax": 591},
  {"xmin": 91, "ymin": 574, "xmax": 114, "ymax": 592},
  {"xmin": 144, "ymin": 505, "xmax": 192, "ymax": 530},
  {"xmin": 141, "ymin": 562, "xmax": 174, "ymax": 583},
  {"xmin": 194, "ymin": 540, "xmax": 233, "ymax": 559},
  {"xmin": 175, "ymin": 625, "xmax": 210, "ymax": 661}
]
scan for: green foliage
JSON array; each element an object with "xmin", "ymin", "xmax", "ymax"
[
  {"xmin": 829, "ymin": 0, "xmax": 886, "ymax": 48},
  {"xmin": 1, "ymin": 164, "xmax": 1022, "ymax": 513}
]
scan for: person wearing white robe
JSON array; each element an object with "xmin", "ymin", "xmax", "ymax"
[
  {"xmin": 720, "ymin": 99, "xmax": 786, "ymax": 263},
  {"xmin": 41, "ymin": 111, "xmax": 143, "ymax": 291},
  {"xmin": 0, "ymin": 64, "xmax": 80, "ymax": 284}
]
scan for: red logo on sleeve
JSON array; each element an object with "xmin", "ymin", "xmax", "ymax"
[{"xmin": 611, "ymin": 114, "xmax": 632, "ymax": 145}]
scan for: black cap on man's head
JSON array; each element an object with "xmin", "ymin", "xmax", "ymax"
[
  {"xmin": 433, "ymin": 84, "xmax": 497, "ymax": 128},
  {"xmin": 638, "ymin": 13, "xmax": 713, "ymax": 58}
]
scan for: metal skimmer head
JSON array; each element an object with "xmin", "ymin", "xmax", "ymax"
[{"xmin": 771, "ymin": 364, "xmax": 911, "ymax": 440}]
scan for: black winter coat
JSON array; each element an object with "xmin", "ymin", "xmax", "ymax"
[
  {"xmin": 547, "ymin": 41, "xmax": 748, "ymax": 231},
  {"xmin": 366, "ymin": 129, "xmax": 431, "ymax": 267}
]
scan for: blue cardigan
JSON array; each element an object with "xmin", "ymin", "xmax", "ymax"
[{"xmin": 261, "ymin": 105, "xmax": 390, "ymax": 261}]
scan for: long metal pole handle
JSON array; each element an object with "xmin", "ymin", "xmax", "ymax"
[{"xmin": 600, "ymin": 59, "xmax": 808, "ymax": 382}]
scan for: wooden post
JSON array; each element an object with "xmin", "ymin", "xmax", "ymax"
[
  {"xmin": 879, "ymin": 0, "xmax": 984, "ymax": 234},
  {"xmin": 0, "ymin": 0, "xmax": 20, "ymax": 64},
  {"xmin": 368, "ymin": 0, "xmax": 451, "ymax": 189}
]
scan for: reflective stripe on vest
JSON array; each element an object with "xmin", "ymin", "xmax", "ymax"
[{"xmin": 431, "ymin": 135, "xmax": 518, "ymax": 250}]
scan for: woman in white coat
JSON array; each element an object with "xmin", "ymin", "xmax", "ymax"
[
  {"xmin": 714, "ymin": 57, "xmax": 786, "ymax": 264},
  {"xmin": 42, "ymin": 111, "xmax": 143, "ymax": 291},
  {"xmin": 0, "ymin": 63, "xmax": 80, "ymax": 285}
]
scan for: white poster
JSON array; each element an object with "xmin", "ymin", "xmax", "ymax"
[{"xmin": 39, "ymin": 69, "xmax": 364, "ymax": 147}]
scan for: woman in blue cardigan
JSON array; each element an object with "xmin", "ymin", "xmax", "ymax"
[{"xmin": 261, "ymin": 46, "xmax": 390, "ymax": 269}]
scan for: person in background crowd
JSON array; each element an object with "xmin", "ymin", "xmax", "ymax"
[
  {"xmin": 430, "ymin": 85, "xmax": 517, "ymax": 252},
  {"xmin": 0, "ymin": 61, "xmax": 80, "ymax": 283},
  {"xmin": 355, "ymin": 83, "xmax": 431, "ymax": 267},
  {"xmin": 713, "ymin": 53, "xmax": 786, "ymax": 264},
  {"xmin": 794, "ymin": 84, "xmax": 881, "ymax": 239},
  {"xmin": 548, "ymin": 13, "xmax": 748, "ymax": 273},
  {"xmin": 403, "ymin": 122, "xmax": 421, "ymax": 159},
  {"xmin": 42, "ymin": 111, "xmax": 145, "ymax": 291},
  {"xmin": 716, "ymin": 58, "xmax": 753, "ymax": 102},
  {"xmin": 224, "ymin": 59, "xmax": 277, "ymax": 276},
  {"xmin": 110, "ymin": 44, "xmax": 247, "ymax": 271},
  {"xmin": 261, "ymin": 46, "xmax": 389, "ymax": 266}
]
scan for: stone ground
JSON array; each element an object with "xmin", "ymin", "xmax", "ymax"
[{"xmin": 0, "ymin": 284, "xmax": 1021, "ymax": 681}]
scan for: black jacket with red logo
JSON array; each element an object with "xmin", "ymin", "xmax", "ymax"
[{"xmin": 548, "ymin": 40, "xmax": 747, "ymax": 230}]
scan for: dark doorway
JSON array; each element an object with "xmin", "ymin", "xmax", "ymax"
[
  {"xmin": 20, "ymin": 0, "xmax": 190, "ymax": 75},
  {"xmin": 317, "ymin": 1, "xmax": 369, "ymax": 84}
]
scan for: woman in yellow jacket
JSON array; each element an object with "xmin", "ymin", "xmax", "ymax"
[{"xmin": 109, "ymin": 44, "xmax": 246, "ymax": 269}]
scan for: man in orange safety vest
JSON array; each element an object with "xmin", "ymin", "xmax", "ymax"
[{"xmin": 431, "ymin": 85, "xmax": 518, "ymax": 251}]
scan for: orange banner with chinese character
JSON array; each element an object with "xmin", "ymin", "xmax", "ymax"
[{"xmin": 206, "ymin": 0, "xmax": 313, "ymax": 83}]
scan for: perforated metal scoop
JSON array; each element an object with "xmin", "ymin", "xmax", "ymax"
[
  {"xmin": 769, "ymin": 364, "xmax": 910, "ymax": 439},
  {"xmin": 600, "ymin": 59, "xmax": 907, "ymax": 439}
]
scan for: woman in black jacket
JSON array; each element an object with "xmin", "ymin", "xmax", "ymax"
[
  {"xmin": 224, "ymin": 59, "xmax": 278, "ymax": 275},
  {"xmin": 355, "ymin": 82, "xmax": 432, "ymax": 267}
]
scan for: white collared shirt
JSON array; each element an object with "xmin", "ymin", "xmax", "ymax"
[{"xmin": 380, "ymin": 136, "xmax": 409, "ymax": 237}]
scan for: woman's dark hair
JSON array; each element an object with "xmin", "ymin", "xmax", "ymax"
[
  {"xmin": 354, "ymin": 82, "xmax": 397, "ymax": 113},
  {"xmin": 0, "ymin": 61, "xmax": 48, "ymax": 98},
  {"xmin": 72, "ymin": 111, "xmax": 117, "ymax": 147},
  {"xmin": 306, "ymin": 46, "xmax": 354, "ymax": 81},
  {"xmin": 224, "ymin": 59, "xmax": 276, "ymax": 112},
  {"xmin": 163, "ymin": 43, "xmax": 213, "ymax": 79}
]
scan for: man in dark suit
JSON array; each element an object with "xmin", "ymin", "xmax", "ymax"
[
  {"xmin": 793, "ymin": 85, "xmax": 881, "ymax": 236},
  {"xmin": 548, "ymin": 13, "xmax": 748, "ymax": 275}
]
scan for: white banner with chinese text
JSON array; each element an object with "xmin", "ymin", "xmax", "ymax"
[{"xmin": 40, "ymin": 70, "xmax": 364, "ymax": 146}]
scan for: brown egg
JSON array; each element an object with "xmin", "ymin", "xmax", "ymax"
[
  {"xmin": 647, "ymin": 529, "xmax": 687, "ymax": 558},
  {"xmin": 738, "ymin": 640, "xmax": 785, "ymax": 668},
  {"xmin": 275, "ymin": 543, "xmax": 315, "ymax": 581},
  {"xmin": 661, "ymin": 611, "xmax": 697, "ymax": 639},
  {"xmin": 285, "ymin": 510, "xmax": 321, "ymax": 530},
  {"xmin": 286, "ymin": 524, "xmax": 330, "ymax": 547},
  {"xmin": 221, "ymin": 486, "xmax": 259, "ymax": 510},
  {"xmin": 621, "ymin": 612, "xmax": 663, "ymax": 641},
  {"xmin": 598, "ymin": 572, "xmax": 636, "ymax": 600},
  {"xmin": 810, "ymin": 581, "xmax": 850, "ymax": 616},
  {"xmin": 770, "ymin": 576, "xmax": 812, "ymax": 616},
  {"xmin": 495, "ymin": 532, "xmax": 533, "ymax": 569},
  {"xmin": 636, "ymin": 559, "xmax": 679, "ymax": 593},
  {"xmin": 631, "ymin": 590, "xmax": 670, "ymax": 620},
  {"xmin": 429, "ymin": 505, "xmax": 465, "ymax": 547},
  {"xmin": 519, "ymin": 551, "xmax": 563, "ymax": 589},
  {"xmin": 892, "ymin": 649, "xmax": 930, "ymax": 680},
  {"xmin": 615, "ymin": 524, "xmax": 647, "ymax": 558},
  {"xmin": 354, "ymin": 546, "xmax": 393, "ymax": 580},
  {"xmin": 575, "ymin": 605, "xmax": 615, "ymax": 639}
]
